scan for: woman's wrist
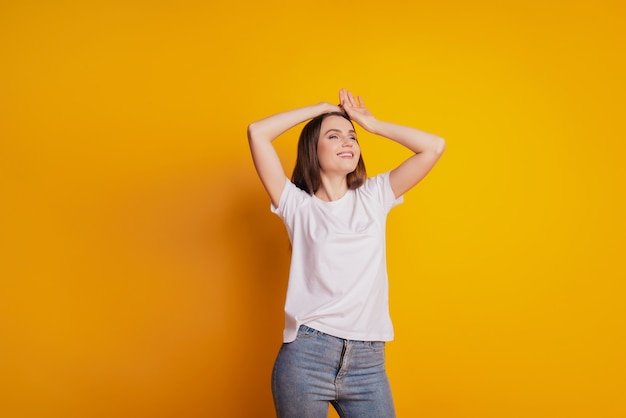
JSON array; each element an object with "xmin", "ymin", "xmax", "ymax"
[
  {"xmin": 314, "ymin": 102, "xmax": 341, "ymax": 116},
  {"xmin": 359, "ymin": 117, "xmax": 382, "ymax": 135}
]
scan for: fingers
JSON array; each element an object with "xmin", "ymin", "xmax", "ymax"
[
  {"xmin": 339, "ymin": 88, "xmax": 362, "ymax": 107},
  {"xmin": 348, "ymin": 90, "xmax": 357, "ymax": 106},
  {"xmin": 339, "ymin": 89, "xmax": 346, "ymax": 108}
]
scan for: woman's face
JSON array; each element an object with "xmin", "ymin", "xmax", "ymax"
[{"xmin": 316, "ymin": 115, "xmax": 361, "ymax": 176}]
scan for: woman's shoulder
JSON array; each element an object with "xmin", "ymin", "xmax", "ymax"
[
  {"xmin": 271, "ymin": 178, "xmax": 312, "ymax": 213},
  {"xmin": 361, "ymin": 171, "xmax": 391, "ymax": 190},
  {"xmin": 357, "ymin": 171, "xmax": 402, "ymax": 208}
]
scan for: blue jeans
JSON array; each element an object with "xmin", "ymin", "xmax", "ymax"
[{"xmin": 272, "ymin": 325, "xmax": 396, "ymax": 418}]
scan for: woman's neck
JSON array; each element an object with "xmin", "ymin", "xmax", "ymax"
[{"xmin": 315, "ymin": 175, "xmax": 348, "ymax": 202}]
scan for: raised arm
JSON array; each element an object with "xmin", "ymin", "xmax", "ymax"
[
  {"xmin": 339, "ymin": 89, "xmax": 446, "ymax": 198},
  {"xmin": 247, "ymin": 102, "xmax": 342, "ymax": 207}
]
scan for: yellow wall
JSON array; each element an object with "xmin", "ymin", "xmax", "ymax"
[{"xmin": 1, "ymin": 1, "xmax": 625, "ymax": 417}]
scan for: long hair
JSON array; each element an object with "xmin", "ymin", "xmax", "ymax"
[{"xmin": 292, "ymin": 112, "xmax": 367, "ymax": 195}]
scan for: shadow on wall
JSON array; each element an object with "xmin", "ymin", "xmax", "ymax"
[
  {"xmin": 79, "ymin": 164, "xmax": 291, "ymax": 417},
  {"xmin": 214, "ymin": 167, "xmax": 291, "ymax": 417}
]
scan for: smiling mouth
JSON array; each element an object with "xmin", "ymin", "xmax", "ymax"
[{"xmin": 337, "ymin": 152, "xmax": 354, "ymax": 158}]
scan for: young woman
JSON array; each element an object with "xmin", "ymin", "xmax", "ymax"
[{"xmin": 247, "ymin": 89, "xmax": 445, "ymax": 418}]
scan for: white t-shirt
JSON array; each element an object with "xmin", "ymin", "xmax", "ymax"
[{"xmin": 271, "ymin": 172, "xmax": 403, "ymax": 343}]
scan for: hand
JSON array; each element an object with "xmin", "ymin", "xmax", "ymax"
[
  {"xmin": 339, "ymin": 88, "xmax": 376, "ymax": 131},
  {"xmin": 318, "ymin": 101, "xmax": 344, "ymax": 115}
]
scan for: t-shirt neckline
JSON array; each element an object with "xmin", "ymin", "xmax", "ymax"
[{"xmin": 312, "ymin": 188, "xmax": 352, "ymax": 204}]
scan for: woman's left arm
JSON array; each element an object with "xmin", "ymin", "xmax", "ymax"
[{"xmin": 340, "ymin": 89, "xmax": 446, "ymax": 198}]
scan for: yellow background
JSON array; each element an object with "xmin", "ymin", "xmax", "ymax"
[{"xmin": 1, "ymin": 0, "xmax": 625, "ymax": 417}]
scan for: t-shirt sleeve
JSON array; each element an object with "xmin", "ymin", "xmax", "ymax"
[
  {"xmin": 270, "ymin": 177, "xmax": 289, "ymax": 215},
  {"xmin": 270, "ymin": 178, "xmax": 308, "ymax": 222},
  {"xmin": 364, "ymin": 171, "xmax": 404, "ymax": 212}
]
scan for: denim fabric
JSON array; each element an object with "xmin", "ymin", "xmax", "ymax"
[{"xmin": 272, "ymin": 325, "xmax": 396, "ymax": 418}]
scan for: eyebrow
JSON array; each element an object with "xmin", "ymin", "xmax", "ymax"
[{"xmin": 324, "ymin": 128, "xmax": 356, "ymax": 135}]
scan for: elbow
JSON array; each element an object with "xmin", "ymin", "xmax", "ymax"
[
  {"xmin": 247, "ymin": 122, "xmax": 264, "ymax": 145},
  {"xmin": 247, "ymin": 122, "xmax": 257, "ymax": 141},
  {"xmin": 433, "ymin": 136, "xmax": 446, "ymax": 155}
]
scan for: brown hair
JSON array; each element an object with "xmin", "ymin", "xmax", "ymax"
[{"xmin": 292, "ymin": 112, "xmax": 367, "ymax": 194}]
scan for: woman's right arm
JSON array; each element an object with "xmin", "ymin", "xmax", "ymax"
[{"xmin": 247, "ymin": 102, "xmax": 341, "ymax": 207}]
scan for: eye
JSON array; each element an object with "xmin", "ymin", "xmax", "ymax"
[{"xmin": 329, "ymin": 135, "xmax": 339, "ymax": 140}]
